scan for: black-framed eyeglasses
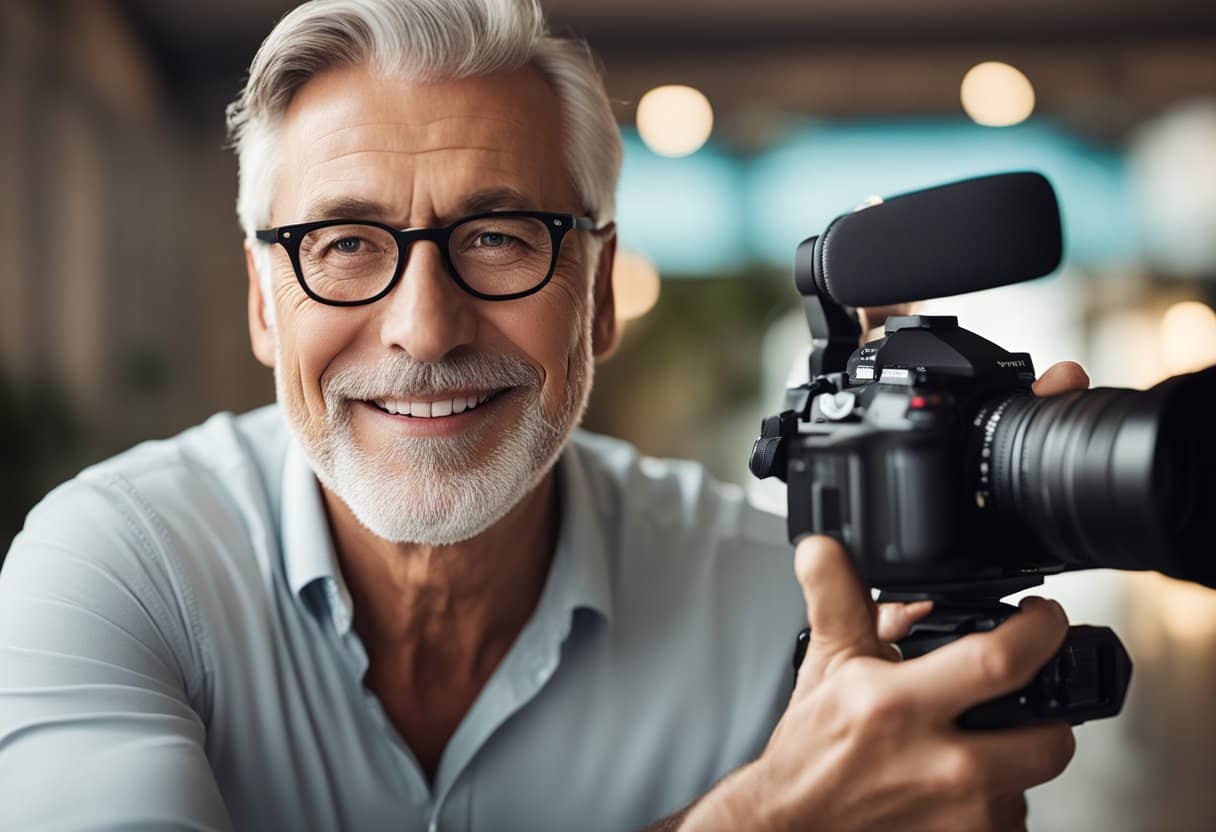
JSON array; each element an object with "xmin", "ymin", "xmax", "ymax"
[{"xmin": 255, "ymin": 210, "xmax": 602, "ymax": 306}]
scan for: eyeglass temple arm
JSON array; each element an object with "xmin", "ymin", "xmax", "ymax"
[
  {"xmin": 254, "ymin": 229, "xmax": 278, "ymax": 243},
  {"xmin": 576, "ymin": 216, "xmax": 617, "ymax": 235}
]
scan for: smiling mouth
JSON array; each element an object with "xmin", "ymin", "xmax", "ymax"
[{"xmin": 364, "ymin": 388, "xmax": 510, "ymax": 418}]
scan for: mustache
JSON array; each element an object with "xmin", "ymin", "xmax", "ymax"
[{"xmin": 321, "ymin": 351, "xmax": 541, "ymax": 414}]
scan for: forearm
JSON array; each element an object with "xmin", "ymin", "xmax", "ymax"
[
  {"xmin": 638, "ymin": 764, "xmax": 763, "ymax": 832},
  {"xmin": 637, "ymin": 808, "xmax": 691, "ymax": 832}
]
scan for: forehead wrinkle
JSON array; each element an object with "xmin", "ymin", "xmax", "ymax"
[
  {"xmin": 305, "ymin": 114, "xmax": 533, "ymax": 155},
  {"xmin": 309, "ymin": 147, "xmax": 525, "ymax": 168}
]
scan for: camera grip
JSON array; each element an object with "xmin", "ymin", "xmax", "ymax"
[
  {"xmin": 790, "ymin": 611, "xmax": 1132, "ymax": 729},
  {"xmin": 954, "ymin": 624, "xmax": 1133, "ymax": 729}
]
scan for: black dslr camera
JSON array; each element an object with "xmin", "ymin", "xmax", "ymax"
[{"xmin": 750, "ymin": 172, "xmax": 1216, "ymax": 729}]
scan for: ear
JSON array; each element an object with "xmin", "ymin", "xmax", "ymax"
[
  {"xmin": 245, "ymin": 243, "xmax": 277, "ymax": 369},
  {"xmin": 590, "ymin": 227, "xmax": 619, "ymax": 360}
]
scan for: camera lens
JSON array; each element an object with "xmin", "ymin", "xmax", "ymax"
[{"xmin": 977, "ymin": 366, "xmax": 1216, "ymax": 587}]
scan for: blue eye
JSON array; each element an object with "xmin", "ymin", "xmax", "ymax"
[
  {"xmin": 334, "ymin": 237, "xmax": 363, "ymax": 253},
  {"xmin": 478, "ymin": 232, "xmax": 508, "ymax": 248}
]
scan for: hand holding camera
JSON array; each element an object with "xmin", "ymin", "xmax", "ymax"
[{"xmin": 689, "ymin": 537, "xmax": 1076, "ymax": 832}]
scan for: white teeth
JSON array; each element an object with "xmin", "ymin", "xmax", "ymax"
[{"xmin": 372, "ymin": 391, "xmax": 500, "ymax": 417}]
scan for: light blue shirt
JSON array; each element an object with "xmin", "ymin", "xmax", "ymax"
[{"xmin": 0, "ymin": 405, "xmax": 803, "ymax": 831}]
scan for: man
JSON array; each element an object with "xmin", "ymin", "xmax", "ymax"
[{"xmin": 0, "ymin": 1, "xmax": 1086, "ymax": 829}]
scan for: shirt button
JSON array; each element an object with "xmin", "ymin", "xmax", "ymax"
[{"xmin": 428, "ymin": 821, "xmax": 440, "ymax": 832}]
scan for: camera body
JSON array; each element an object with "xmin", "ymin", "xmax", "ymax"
[{"xmin": 763, "ymin": 313, "xmax": 1058, "ymax": 592}]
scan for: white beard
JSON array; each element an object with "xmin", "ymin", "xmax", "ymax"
[{"xmin": 276, "ymin": 342, "xmax": 593, "ymax": 546}]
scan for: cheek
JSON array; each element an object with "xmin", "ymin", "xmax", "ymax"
[
  {"xmin": 274, "ymin": 292, "xmax": 366, "ymax": 417},
  {"xmin": 487, "ymin": 273, "xmax": 592, "ymax": 410}
]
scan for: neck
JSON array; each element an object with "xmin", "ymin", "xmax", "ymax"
[{"xmin": 321, "ymin": 467, "xmax": 561, "ymax": 675}]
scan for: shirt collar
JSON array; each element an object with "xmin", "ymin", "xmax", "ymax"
[
  {"xmin": 546, "ymin": 431, "xmax": 614, "ymax": 624},
  {"xmin": 278, "ymin": 430, "xmax": 614, "ymax": 635},
  {"xmin": 281, "ymin": 438, "xmax": 355, "ymax": 635}
]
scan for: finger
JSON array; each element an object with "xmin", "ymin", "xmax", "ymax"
[
  {"xmin": 859, "ymin": 303, "xmax": 915, "ymax": 336},
  {"xmin": 964, "ymin": 721, "xmax": 1076, "ymax": 795},
  {"xmin": 900, "ymin": 597, "xmax": 1069, "ymax": 717},
  {"xmin": 1031, "ymin": 361, "xmax": 1090, "ymax": 397},
  {"xmin": 793, "ymin": 535, "xmax": 880, "ymax": 662},
  {"xmin": 987, "ymin": 793, "xmax": 1029, "ymax": 831},
  {"xmin": 876, "ymin": 600, "xmax": 934, "ymax": 643}
]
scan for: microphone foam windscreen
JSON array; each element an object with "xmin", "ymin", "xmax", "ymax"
[{"xmin": 813, "ymin": 172, "xmax": 1063, "ymax": 308}]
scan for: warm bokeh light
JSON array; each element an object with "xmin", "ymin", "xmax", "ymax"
[
  {"xmin": 612, "ymin": 248, "xmax": 661, "ymax": 321},
  {"xmin": 960, "ymin": 61, "xmax": 1036, "ymax": 127},
  {"xmin": 1160, "ymin": 300, "xmax": 1216, "ymax": 374},
  {"xmin": 636, "ymin": 85, "xmax": 714, "ymax": 157}
]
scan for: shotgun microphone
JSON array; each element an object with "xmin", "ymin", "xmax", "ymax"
[{"xmin": 796, "ymin": 171, "xmax": 1064, "ymax": 308}]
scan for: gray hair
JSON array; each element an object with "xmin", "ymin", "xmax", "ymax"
[{"xmin": 226, "ymin": 0, "xmax": 621, "ymax": 246}]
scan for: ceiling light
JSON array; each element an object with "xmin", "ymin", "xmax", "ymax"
[
  {"xmin": 960, "ymin": 62, "xmax": 1035, "ymax": 127},
  {"xmin": 636, "ymin": 85, "xmax": 714, "ymax": 157}
]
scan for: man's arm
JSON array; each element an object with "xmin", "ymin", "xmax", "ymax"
[{"xmin": 0, "ymin": 476, "xmax": 232, "ymax": 831}]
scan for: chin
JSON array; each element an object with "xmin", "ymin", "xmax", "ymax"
[{"xmin": 311, "ymin": 402, "xmax": 564, "ymax": 545}]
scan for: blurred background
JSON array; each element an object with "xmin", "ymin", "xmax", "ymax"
[{"xmin": 3, "ymin": 0, "xmax": 1216, "ymax": 828}]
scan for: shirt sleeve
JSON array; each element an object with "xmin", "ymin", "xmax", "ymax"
[{"xmin": 0, "ymin": 474, "xmax": 233, "ymax": 831}]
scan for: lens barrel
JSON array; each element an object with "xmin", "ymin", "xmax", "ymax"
[{"xmin": 980, "ymin": 366, "xmax": 1216, "ymax": 587}]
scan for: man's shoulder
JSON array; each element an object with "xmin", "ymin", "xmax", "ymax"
[
  {"xmin": 15, "ymin": 405, "xmax": 288, "ymax": 574},
  {"xmin": 80, "ymin": 404, "xmax": 287, "ymax": 495},
  {"xmin": 3, "ymin": 406, "xmax": 290, "ymax": 707}
]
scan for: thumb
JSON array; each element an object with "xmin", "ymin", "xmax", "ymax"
[{"xmin": 794, "ymin": 535, "xmax": 882, "ymax": 680}]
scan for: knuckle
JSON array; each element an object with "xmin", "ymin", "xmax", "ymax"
[
  {"xmin": 832, "ymin": 664, "xmax": 906, "ymax": 727},
  {"xmin": 976, "ymin": 641, "xmax": 1019, "ymax": 688},
  {"xmin": 857, "ymin": 687, "xmax": 903, "ymax": 724},
  {"xmin": 935, "ymin": 746, "xmax": 984, "ymax": 799}
]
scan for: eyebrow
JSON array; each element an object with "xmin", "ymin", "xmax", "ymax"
[
  {"xmin": 300, "ymin": 196, "xmax": 393, "ymax": 223},
  {"xmin": 457, "ymin": 186, "xmax": 537, "ymax": 215},
  {"xmin": 299, "ymin": 187, "xmax": 539, "ymax": 227}
]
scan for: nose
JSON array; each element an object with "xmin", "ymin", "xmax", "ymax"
[{"xmin": 377, "ymin": 239, "xmax": 478, "ymax": 362}]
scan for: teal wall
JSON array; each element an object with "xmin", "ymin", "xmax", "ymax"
[{"xmin": 615, "ymin": 120, "xmax": 1134, "ymax": 275}]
